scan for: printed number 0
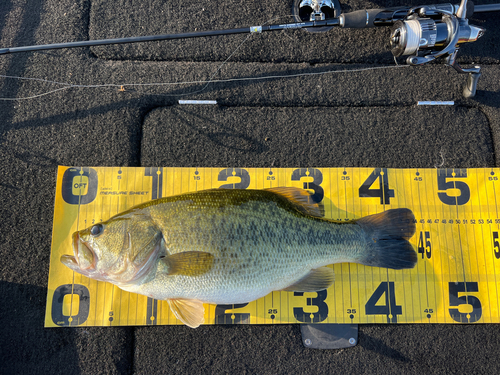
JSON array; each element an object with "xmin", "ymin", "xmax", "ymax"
[
  {"xmin": 51, "ymin": 284, "xmax": 90, "ymax": 326},
  {"xmin": 61, "ymin": 168, "xmax": 98, "ymax": 205}
]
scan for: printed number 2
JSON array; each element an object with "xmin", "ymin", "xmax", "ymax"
[
  {"xmin": 365, "ymin": 282, "xmax": 402, "ymax": 323},
  {"xmin": 214, "ymin": 304, "xmax": 250, "ymax": 324},
  {"xmin": 218, "ymin": 168, "xmax": 250, "ymax": 189},
  {"xmin": 448, "ymin": 282, "xmax": 482, "ymax": 323}
]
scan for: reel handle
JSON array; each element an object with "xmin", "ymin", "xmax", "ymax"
[{"xmin": 464, "ymin": 71, "xmax": 481, "ymax": 98}]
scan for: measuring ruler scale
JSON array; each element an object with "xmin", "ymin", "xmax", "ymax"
[{"xmin": 45, "ymin": 166, "xmax": 500, "ymax": 327}]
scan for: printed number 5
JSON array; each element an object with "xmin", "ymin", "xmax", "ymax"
[
  {"xmin": 437, "ymin": 169, "xmax": 470, "ymax": 205},
  {"xmin": 493, "ymin": 232, "xmax": 500, "ymax": 259},
  {"xmin": 448, "ymin": 282, "xmax": 482, "ymax": 323}
]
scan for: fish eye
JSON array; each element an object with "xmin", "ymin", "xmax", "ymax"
[{"xmin": 90, "ymin": 224, "xmax": 103, "ymax": 236}]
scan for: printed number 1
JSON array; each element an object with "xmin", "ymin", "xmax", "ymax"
[{"xmin": 145, "ymin": 168, "xmax": 163, "ymax": 200}]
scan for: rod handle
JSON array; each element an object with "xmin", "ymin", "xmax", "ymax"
[{"xmin": 340, "ymin": 9, "xmax": 383, "ymax": 28}]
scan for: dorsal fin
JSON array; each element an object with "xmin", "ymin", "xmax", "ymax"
[{"xmin": 264, "ymin": 187, "xmax": 324, "ymax": 217}]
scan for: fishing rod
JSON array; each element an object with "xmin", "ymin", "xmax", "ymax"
[{"xmin": 1, "ymin": 0, "xmax": 498, "ymax": 97}]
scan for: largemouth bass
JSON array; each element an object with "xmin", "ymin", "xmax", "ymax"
[{"xmin": 61, "ymin": 187, "xmax": 417, "ymax": 328}]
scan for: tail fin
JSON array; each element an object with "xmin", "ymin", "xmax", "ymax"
[{"xmin": 356, "ymin": 208, "xmax": 417, "ymax": 270}]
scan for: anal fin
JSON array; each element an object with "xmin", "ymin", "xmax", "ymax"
[
  {"xmin": 281, "ymin": 267, "xmax": 335, "ymax": 292},
  {"xmin": 167, "ymin": 298, "xmax": 205, "ymax": 328}
]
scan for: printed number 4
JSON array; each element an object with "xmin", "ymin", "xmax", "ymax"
[
  {"xmin": 418, "ymin": 231, "xmax": 431, "ymax": 259},
  {"xmin": 359, "ymin": 168, "xmax": 394, "ymax": 205},
  {"xmin": 365, "ymin": 282, "xmax": 402, "ymax": 323}
]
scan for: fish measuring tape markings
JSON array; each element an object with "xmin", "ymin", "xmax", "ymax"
[{"xmin": 46, "ymin": 167, "xmax": 500, "ymax": 327}]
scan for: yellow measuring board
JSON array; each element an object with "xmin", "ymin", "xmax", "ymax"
[{"xmin": 45, "ymin": 166, "xmax": 500, "ymax": 327}]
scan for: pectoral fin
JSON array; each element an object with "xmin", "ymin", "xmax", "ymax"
[
  {"xmin": 167, "ymin": 298, "xmax": 205, "ymax": 328},
  {"xmin": 161, "ymin": 251, "xmax": 214, "ymax": 276},
  {"xmin": 281, "ymin": 267, "xmax": 335, "ymax": 292}
]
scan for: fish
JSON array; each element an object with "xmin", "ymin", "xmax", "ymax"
[{"xmin": 61, "ymin": 187, "xmax": 417, "ymax": 328}]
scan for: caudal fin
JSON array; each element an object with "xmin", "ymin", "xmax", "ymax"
[{"xmin": 356, "ymin": 208, "xmax": 417, "ymax": 270}]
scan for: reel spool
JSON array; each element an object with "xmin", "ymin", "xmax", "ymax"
[
  {"xmin": 390, "ymin": 12, "xmax": 484, "ymax": 59},
  {"xmin": 292, "ymin": 0, "xmax": 342, "ymax": 32}
]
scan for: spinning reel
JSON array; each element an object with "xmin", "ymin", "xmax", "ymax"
[
  {"xmin": 390, "ymin": 0, "xmax": 485, "ymax": 97},
  {"xmin": 294, "ymin": 0, "xmax": 486, "ymax": 97}
]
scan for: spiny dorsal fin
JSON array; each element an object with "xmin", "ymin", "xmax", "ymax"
[
  {"xmin": 265, "ymin": 187, "xmax": 324, "ymax": 217},
  {"xmin": 161, "ymin": 251, "xmax": 214, "ymax": 276},
  {"xmin": 167, "ymin": 299, "xmax": 205, "ymax": 328},
  {"xmin": 281, "ymin": 267, "xmax": 335, "ymax": 292}
]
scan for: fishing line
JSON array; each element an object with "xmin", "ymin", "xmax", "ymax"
[
  {"xmin": 0, "ymin": 12, "xmax": 411, "ymax": 100},
  {"xmin": 0, "ymin": 65, "xmax": 410, "ymax": 100},
  {"xmin": 0, "ymin": 13, "xmax": 289, "ymax": 100}
]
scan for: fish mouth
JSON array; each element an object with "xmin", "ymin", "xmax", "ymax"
[
  {"xmin": 60, "ymin": 232, "xmax": 95, "ymax": 273},
  {"xmin": 60, "ymin": 254, "xmax": 79, "ymax": 270}
]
